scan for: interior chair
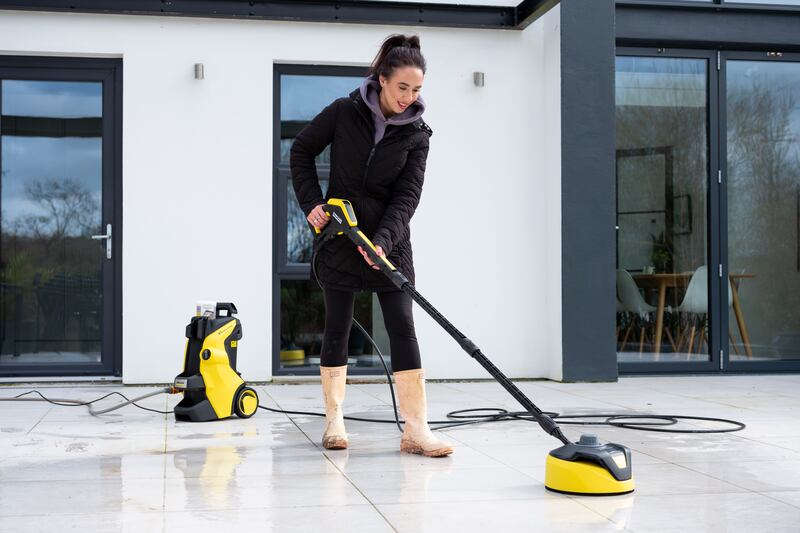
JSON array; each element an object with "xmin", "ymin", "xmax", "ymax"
[
  {"xmin": 616, "ymin": 269, "xmax": 662, "ymax": 355},
  {"xmin": 671, "ymin": 265, "xmax": 736, "ymax": 358}
]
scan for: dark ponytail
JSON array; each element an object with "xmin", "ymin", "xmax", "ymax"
[{"xmin": 368, "ymin": 34, "xmax": 427, "ymax": 80}]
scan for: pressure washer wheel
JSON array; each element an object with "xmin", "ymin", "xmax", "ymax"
[{"xmin": 234, "ymin": 386, "xmax": 259, "ymax": 418}]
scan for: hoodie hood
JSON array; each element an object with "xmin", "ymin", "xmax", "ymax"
[{"xmin": 359, "ymin": 74, "xmax": 425, "ymax": 144}]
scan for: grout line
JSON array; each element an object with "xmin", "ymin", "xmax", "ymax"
[
  {"xmin": 162, "ymin": 391, "xmax": 169, "ymax": 513},
  {"xmin": 758, "ymin": 491, "xmax": 800, "ymax": 511},
  {"xmin": 24, "ymin": 403, "xmax": 55, "ymax": 436},
  {"xmin": 260, "ymin": 386, "xmax": 400, "ymax": 533}
]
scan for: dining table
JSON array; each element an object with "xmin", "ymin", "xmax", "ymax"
[{"xmin": 631, "ymin": 272, "xmax": 754, "ymax": 358}]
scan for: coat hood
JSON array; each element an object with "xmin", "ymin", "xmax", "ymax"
[{"xmin": 358, "ymin": 74, "xmax": 426, "ymax": 144}]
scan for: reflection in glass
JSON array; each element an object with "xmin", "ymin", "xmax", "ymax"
[
  {"xmin": 280, "ymin": 75, "xmax": 361, "ymax": 164},
  {"xmin": 279, "ymin": 280, "xmax": 390, "ymax": 372},
  {"xmin": 287, "ymin": 179, "xmax": 328, "ymax": 263},
  {"xmin": 615, "ymin": 56, "xmax": 710, "ymax": 363},
  {"xmin": 280, "ymin": 75, "xmax": 361, "ymax": 121},
  {"xmin": 0, "ymin": 80, "xmax": 103, "ymax": 365},
  {"xmin": 727, "ymin": 60, "xmax": 800, "ymax": 362},
  {"xmin": 726, "ymin": 0, "xmax": 800, "ymax": 4}
]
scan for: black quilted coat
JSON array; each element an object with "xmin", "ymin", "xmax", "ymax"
[{"xmin": 290, "ymin": 88, "xmax": 432, "ymax": 292}]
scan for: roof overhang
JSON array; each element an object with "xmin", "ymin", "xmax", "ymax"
[{"xmin": 0, "ymin": 0, "xmax": 560, "ymax": 30}]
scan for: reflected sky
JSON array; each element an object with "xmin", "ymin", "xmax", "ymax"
[
  {"xmin": 2, "ymin": 137, "xmax": 102, "ymax": 227},
  {"xmin": 2, "ymin": 80, "xmax": 102, "ymax": 118},
  {"xmin": 280, "ymin": 75, "xmax": 364, "ymax": 121},
  {"xmin": 616, "ymin": 56, "xmax": 706, "ymax": 108},
  {"xmin": 1, "ymin": 80, "xmax": 102, "ymax": 233}
]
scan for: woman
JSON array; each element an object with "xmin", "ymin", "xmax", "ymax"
[{"xmin": 290, "ymin": 34, "xmax": 453, "ymax": 458}]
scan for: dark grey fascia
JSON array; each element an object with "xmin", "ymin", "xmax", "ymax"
[
  {"xmin": 616, "ymin": 1, "xmax": 800, "ymax": 51},
  {"xmin": 0, "ymin": 0, "xmax": 559, "ymax": 30}
]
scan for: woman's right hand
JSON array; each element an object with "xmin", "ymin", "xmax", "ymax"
[{"xmin": 307, "ymin": 204, "xmax": 330, "ymax": 230}]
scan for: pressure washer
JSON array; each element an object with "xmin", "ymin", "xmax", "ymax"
[
  {"xmin": 172, "ymin": 302, "xmax": 259, "ymax": 421},
  {"xmin": 313, "ymin": 198, "xmax": 634, "ymax": 495}
]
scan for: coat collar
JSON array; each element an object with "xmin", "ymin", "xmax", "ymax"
[{"xmin": 349, "ymin": 88, "xmax": 433, "ymax": 138}]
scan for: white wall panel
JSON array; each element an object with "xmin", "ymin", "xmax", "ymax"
[{"xmin": 0, "ymin": 8, "xmax": 561, "ymax": 383}]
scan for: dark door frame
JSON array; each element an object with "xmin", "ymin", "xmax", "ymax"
[{"xmin": 0, "ymin": 55, "xmax": 122, "ymax": 378}]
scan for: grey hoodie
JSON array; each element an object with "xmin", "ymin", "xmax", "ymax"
[{"xmin": 359, "ymin": 74, "xmax": 426, "ymax": 145}]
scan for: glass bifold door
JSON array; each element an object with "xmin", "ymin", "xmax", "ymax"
[{"xmin": 615, "ymin": 48, "xmax": 800, "ymax": 372}]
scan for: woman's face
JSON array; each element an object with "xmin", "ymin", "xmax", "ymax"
[{"xmin": 379, "ymin": 66, "xmax": 424, "ymax": 116}]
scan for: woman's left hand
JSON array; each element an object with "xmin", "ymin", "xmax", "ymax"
[{"xmin": 357, "ymin": 245, "xmax": 384, "ymax": 270}]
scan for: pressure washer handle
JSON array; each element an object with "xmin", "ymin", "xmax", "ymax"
[{"xmin": 344, "ymin": 230, "xmax": 410, "ymax": 289}]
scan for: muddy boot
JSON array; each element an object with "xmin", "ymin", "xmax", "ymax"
[
  {"xmin": 320, "ymin": 365, "xmax": 348, "ymax": 450},
  {"xmin": 394, "ymin": 368, "xmax": 454, "ymax": 457}
]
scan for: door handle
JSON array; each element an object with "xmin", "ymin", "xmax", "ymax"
[{"xmin": 91, "ymin": 223, "xmax": 113, "ymax": 259}]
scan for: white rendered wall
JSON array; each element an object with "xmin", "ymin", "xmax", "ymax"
[
  {"xmin": 0, "ymin": 8, "xmax": 562, "ymax": 383},
  {"xmin": 541, "ymin": 5, "xmax": 563, "ymax": 381}
]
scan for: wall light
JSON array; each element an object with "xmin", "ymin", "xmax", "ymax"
[
  {"xmin": 194, "ymin": 63, "xmax": 204, "ymax": 80},
  {"xmin": 473, "ymin": 71, "xmax": 485, "ymax": 87}
]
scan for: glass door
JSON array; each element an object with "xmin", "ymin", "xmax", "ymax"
[
  {"xmin": 615, "ymin": 50, "xmax": 721, "ymax": 371},
  {"xmin": 0, "ymin": 58, "xmax": 120, "ymax": 377},
  {"xmin": 722, "ymin": 52, "xmax": 800, "ymax": 371},
  {"xmin": 616, "ymin": 48, "xmax": 800, "ymax": 374}
]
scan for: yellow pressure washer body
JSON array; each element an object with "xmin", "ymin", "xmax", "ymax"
[
  {"xmin": 314, "ymin": 198, "xmax": 634, "ymax": 496},
  {"xmin": 173, "ymin": 302, "xmax": 259, "ymax": 422}
]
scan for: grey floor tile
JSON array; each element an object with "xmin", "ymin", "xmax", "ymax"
[
  {"xmin": 679, "ymin": 459, "xmax": 800, "ymax": 492},
  {"xmin": 163, "ymin": 471, "xmax": 368, "ymax": 511},
  {"xmin": 377, "ymin": 499, "xmax": 628, "ymax": 532},
  {"xmin": 0, "ymin": 477, "xmax": 166, "ymax": 516},
  {"xmin": 1, "ymin": 377, "xmax": 799, "ymax": 532},
  {"xmin": 577, "ymin": 492, "xmax": 800, "ymax": 533},
  {"xmin": 345, "ymin": 465, "xmax": 556, "ymax": 504}
]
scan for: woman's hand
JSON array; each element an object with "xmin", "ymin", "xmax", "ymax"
[
  {"xmin": 307, "ymin": 204, "xmax": 330, "ymax": 230},
  {"xmin": 357, "ymin": 245, "xmax": 385, "ymax": 270}
]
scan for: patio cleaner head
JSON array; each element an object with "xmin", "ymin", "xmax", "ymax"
[
  {"xmin": 313, "ymin": 198, "xmax": 634, "ymax": 495},
  {"xmin": 172, "ymin": 302, "xmax": 259, "ymax": 422}
]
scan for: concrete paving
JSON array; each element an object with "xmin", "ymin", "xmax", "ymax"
[{"xmin": 1, "ymin": 375, "xmax": 799, "ymax": 532}]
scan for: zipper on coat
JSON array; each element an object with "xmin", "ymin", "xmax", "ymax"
[{"xmin": 363, "ymin": 145, "xmax": 376, "ymax": 186}]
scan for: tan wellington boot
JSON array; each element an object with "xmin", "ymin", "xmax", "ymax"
[
  {"xmin": 320, "ymin": 365, "xmax": 348, "ymax": 450},
  {"xmin": 394, "ymin": 368, "xmax": 454, "ymax": 458}
]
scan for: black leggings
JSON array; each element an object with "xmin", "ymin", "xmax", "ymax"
[{"xmin": 320, "ymin": 287, "xmax": 421, "ymax": 372}]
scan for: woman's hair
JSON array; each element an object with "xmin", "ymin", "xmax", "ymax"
[{"xmin": 368, "ymin": 34, "xmax": 427, "ymax": 80}]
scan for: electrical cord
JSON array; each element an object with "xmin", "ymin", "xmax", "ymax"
[
  {"xmin": 0, "ymin": 388, "xmax": 174, "ymax": 415},
  {"xmin": 0, "ymin": 387, "xmax": 746, "ymax": 434}
]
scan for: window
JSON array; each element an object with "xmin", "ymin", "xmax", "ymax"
[{"xmin": 272, "ymin": 64, "xmax": 391, "ymax": 375}]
